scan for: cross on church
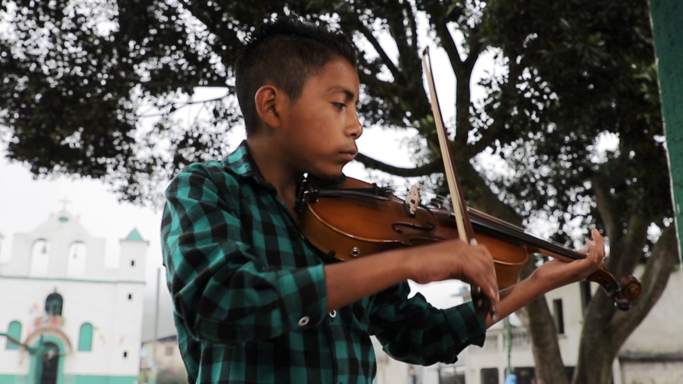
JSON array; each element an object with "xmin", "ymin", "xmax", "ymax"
[{"xmin": 59, "ymin": 196, "xmax": 72, "ymax": 212}]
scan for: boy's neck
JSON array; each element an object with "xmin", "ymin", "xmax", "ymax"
[{"xmin": 246, "ymin": 138, "xmax": 301, "ymax": 217}]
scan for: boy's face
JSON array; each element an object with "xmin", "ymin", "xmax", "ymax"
[{"xmin": 277, "ymin": 57, "xmax": 362, "ymax": 179}]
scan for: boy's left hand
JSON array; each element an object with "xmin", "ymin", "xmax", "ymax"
[{"xmin": 530, "ymin": 228, "xmax": 607, "ymax": 291}]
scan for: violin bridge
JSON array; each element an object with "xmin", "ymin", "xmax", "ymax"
[{"xmin": 404, "ymin": 185, "xmax": 421, "ymax": 217}]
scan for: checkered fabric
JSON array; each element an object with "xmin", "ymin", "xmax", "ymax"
[{"xmin": 161, "ymin": 141, "xmax": 487, "ymax": 384}]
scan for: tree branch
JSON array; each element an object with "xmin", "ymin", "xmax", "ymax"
[
  {"xmin": 354, "ymin": 153, "xmax": 441, "ymax": 177},
  {"xmin": 423, "ymin": 2, "xmax": 478, "ymax": 150},
  {"xmin": 143, "ymin": 79, "xmax": 232, "ymax": 89},
  {"xmin": 356, "ymin": 56, "xmax": 398, "ymax": 95},
  {"xmin": 464, "ymin": 23, "xmax": 484, "ymax": 72},
  {"xmin": 403, "ymin": 1, "xmax": 419, "ymax": 56},
  {"xmin": 358, "ymin": 22, "xmax": 401, "ymax": 81},
  {"xmin": 602, "ymin": 141, "xmax": 631, "ymax": 187},
  {"xmin": 423, "ymin": 1, "xmax": 467, "ymax": 79},
  {"xmin": 593, "ymin": 176, "xmax": 620, "ymax": 242},
  {"xmin": 615, "ymin": 212, "xmax": 650, "ymax": 277}
]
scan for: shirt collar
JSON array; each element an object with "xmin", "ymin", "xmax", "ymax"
[
  {"xmin": 222, "ymin": 140, "xmax": 273, "ymax": 188},
  {"xmin": 223, "ymin": 140, "xmax": 347, "ymax": 190}
]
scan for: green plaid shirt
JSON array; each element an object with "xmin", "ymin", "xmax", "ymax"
[{"xmin": 161, "ymin": 141, "xmax": 486, "ymax": 384}]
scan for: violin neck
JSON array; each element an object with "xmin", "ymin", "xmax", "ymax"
[{"xmin": 468, "ymin": 209, "xmax": 586, "ymax": 261}]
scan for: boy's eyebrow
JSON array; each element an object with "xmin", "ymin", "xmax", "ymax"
[{"xmin": 326, "ymin": 86, "xmax": 357, "ymax": 103}]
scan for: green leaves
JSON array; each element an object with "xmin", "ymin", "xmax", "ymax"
[
  {"xmin": 0, "ymin": 0, "xmax": 669, "ymax": 229},
  {"xmin": 476, "ymin": 0, "xmax": 668, "ymax": 242}
]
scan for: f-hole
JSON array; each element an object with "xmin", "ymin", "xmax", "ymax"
[{"xmin": 391, "ymin": 221, "xmax": 435, "ymax": 234}]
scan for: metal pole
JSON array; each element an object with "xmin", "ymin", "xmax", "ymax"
[
  {"xmin": 151, "ymin": 267, "xmax": 161, "ymax": 384},
  {"xmin": 506, "ymin": 318, "xmax": 511, "ymax": 375}
]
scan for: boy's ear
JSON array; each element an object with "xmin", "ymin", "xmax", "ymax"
[{"xmin": 254, "ymin": 85, "xmax": 283, "ymax": 129}]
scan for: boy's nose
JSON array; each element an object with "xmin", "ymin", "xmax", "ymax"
[{"xmin": 349, "ymin": 115, "xmax": 363, "ymax": 139}]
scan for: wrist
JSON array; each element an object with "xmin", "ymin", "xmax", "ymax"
[
  {"xmin": 527, "ymin": 270, "xmax": 556, "ymax": 299},
  {"xmin": 397, "ymin": 247, "xmax": 418, "ymax": 282}
]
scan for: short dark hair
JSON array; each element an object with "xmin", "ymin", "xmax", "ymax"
[{"xmin": 235, "ymin": 17, "xmax": 357, "ymax": 133}]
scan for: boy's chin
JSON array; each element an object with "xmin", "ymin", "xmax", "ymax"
[{"xmin": 308, "ymin": 169, "xmax": 344, "ymax": 181}]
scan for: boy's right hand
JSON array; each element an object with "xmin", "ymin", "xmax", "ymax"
[
  {"xmin": 324, "ymin": 238, "xmax": 499, "ymax": 313},
  {"xmin": 405, "ymin": 239, "xmax": 499, "ymax": 307}
]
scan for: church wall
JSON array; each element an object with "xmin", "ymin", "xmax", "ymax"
[
  {"xmin": 1, "ymin": 213, "xmax": 107, "ymax": 279},
  {"xmin": 117, "ymin": 240, "xmax": 147, "ymax": 282},
  {"xmin": 0, "ymin": 278, "xmax": 144, "ymax": 377},
  {"xmin": 0, "ymin": 210, "xmax": 148, "ymax": 382}
]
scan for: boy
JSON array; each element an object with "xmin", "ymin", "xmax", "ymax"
[{"xmin": 161, "ymin": 17, "xmax": 606, "ymax": 383}]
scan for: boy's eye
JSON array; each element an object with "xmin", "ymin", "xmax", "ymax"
[{"xmin": 332, "ymin": 102, "xmax": 346, "ymax": 110}]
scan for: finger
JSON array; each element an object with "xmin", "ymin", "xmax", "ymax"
[
  {"xmin": 476, "ymin": 248, "xmax": 499, "ymax": 303},
  {"xmin": 456, "ymin": 244, "xmax": 499, "ymax": 306},
  {"xmin": 592, "ymin": 228, "xmax": 605, "ymax": 256},
  {"xmin": 584, "ymin": 239, "xmax": 605, "ymax": 271},
  {"xmin": 585, "ymin": 234, "xmax": 602, "ymax": 261},
  {"xmin": 585, "ymin": 239, "xmax": 597, "ymax": 261},
  {"xmin": 481, "ymin": 267, "xmax": 499, "ymax": 307},
  {"xmin": 461, "ymin": 258, "xmax": 498, "ymax": 306},
  {"xmin": 461, "ymin": 266, "xmax": 498, "ymax": 303}
]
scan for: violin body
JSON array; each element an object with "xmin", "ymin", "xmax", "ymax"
[
  {"xmin": 298, "ymin": 176, "xmax": 528, "ymax": 288},
  {"xmin": 297, "ymin": 176, "xmax": 641, "ymax": 308}
]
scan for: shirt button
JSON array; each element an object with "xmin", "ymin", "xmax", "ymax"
[
  {"xmin": 298, "ymin": 316, "xmax": 310, "ymax": 326},
  {"xmin": 329, "ymin": 310, "xmax": 337, "ymax": 318}
]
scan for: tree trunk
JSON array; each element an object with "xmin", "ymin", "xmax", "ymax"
[
  {"xmin": 572, "ymin": 226, "xmax": 680, "ymax": 384},
  {"xmin": 573, "ymin": 333, "xmax": 618, "ymax": 384},
  {"xmin": 516, "ymin": 253, "xmax": 569, "ymax": 384},
  {"xmin": 525, "ymin": 295, "xmax": 569, "ymax": 384}
]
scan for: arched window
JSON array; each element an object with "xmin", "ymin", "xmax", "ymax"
[
  {"xmin": 67, "ymin": 241, "xmax": 87, "ymax": 278},
  {"xmin": 30, "ymin": 239, "xmax": 50, "ymax": 277},
  {"xmin": 6, "ymin": 321, "xmax": 21, "ymax": 350},
  {"xmin": 45, "ymin": 292, "xmax": 63, "ymax": 316},
  {"xmin": 78, "ymin": 323, "xmax": 93, "ymax": 352}
]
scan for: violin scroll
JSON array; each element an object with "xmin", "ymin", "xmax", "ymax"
[
  {"xmin": 586, "ymin": 269, "xmax": 642, "ymax": 311},
  {"xmin": 619, "ymin": 275, "xmax": 642, "ymax": 303}
]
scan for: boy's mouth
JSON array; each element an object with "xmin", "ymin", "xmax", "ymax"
[{"xmin": 339, "ymin": 150, "xmax": 357, "ymax": 161}]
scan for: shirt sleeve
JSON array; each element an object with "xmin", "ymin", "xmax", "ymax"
[
  {"xmin": 367, "ymin": 282, "xmax": 487, "ymax": 365},
  {"xmin": 161, "ymin": 163, "xmax": 328, "ymax": 345}
]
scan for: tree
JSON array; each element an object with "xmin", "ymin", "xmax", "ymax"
[
  {"xmin": 479, "ymin": 2, "xmax": 677, "ymax": 383},
  {"xmin": 0, "ymin": 1, "xmax": 677, "ymax": 383}
]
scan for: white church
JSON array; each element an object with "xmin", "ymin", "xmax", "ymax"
[{"xmin": 0, "ymin": 209, "xmax": 148, "ymax": 384}]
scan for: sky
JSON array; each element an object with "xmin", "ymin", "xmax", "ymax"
[{"xmin": 0, "ymin": 43, "xmax": 504, "ymax": 339}]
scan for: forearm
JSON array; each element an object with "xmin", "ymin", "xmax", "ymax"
[
  {"xmin": 484, "ymin": 273, "xmax": 552, "ymax": 328},
  {"xmin": 324, "ymin": 248, "xmax": 414, "ymax": 312},
  {"xmin": 484, "ymin": 231, "xmax": 607, "ymax": 327},
  {"xmin": 325, "ymin": 238, "xmax": 499, "ymax": 313}
]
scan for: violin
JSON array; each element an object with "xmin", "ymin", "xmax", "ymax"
[
  {"xmin": 295, "ymin": 46, "xmax": 641, "ymax": 311},
  {"xmin": 295, "ymin": 175, "xmax": 641, "ymax": 310}
]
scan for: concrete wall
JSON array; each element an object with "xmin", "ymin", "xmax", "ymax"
[
  {"xmin": 618, "ymin": 269, "xmax": 683, "ymax": 384},
  {"xmin": 140, "ymin": 337, "xmax": 186, "ymax": 376},
  {"xmin": 464, "ymin": 282, "xmax": 581, "ymax": 384}
]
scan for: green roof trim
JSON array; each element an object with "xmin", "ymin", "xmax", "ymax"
[{"xmin": 125, "ymin": 229, "xmax": 144, "ymax": 242}]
